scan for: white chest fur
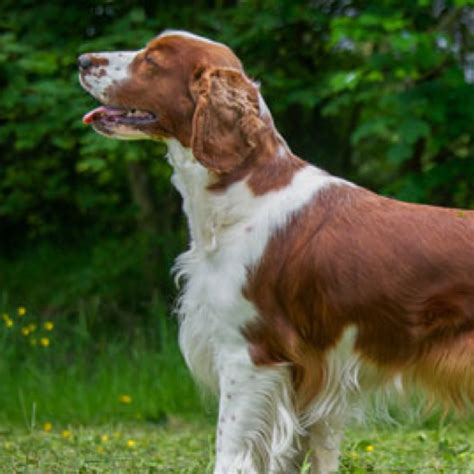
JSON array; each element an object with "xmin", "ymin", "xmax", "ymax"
[{"xmin": 165, "ymin": 139, "xmax": 345, "ymax": 391}]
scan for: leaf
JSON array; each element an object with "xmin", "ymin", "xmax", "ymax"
[
  {"xmin": 351, "ymin": 119, "xmax": 391, "ymax": 144},
  {"xmin": 328, "ymin": 71, "xmax": 361, "ymax": 93},
  {"xmin": 285, "ymin": 88, "xmax": 320, "ymax": 108},
  {"xmin": 398, "ymin": 119, "xmax": 430, "ymax": 145},
  {"xmin": 76, "ymin": 159, "xmax": 107, "ymax": 173},
  {"xmin": 365, "ymin": 70, "xmax": 384, "ymax": 82},
  {"xmin": 387, "ymin": 143, "xmax": 413, "ymax": 164}
]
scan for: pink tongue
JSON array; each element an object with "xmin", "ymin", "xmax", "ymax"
[{"xmin": 82, "ymin": 106, "xmax": 124, "ymax": 125}]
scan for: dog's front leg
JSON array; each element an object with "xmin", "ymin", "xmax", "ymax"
[{"xmin": 213, "ymin": 346, "xmax": 298, "ymax": 474}]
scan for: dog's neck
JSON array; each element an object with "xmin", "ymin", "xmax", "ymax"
[
  {"xmin": 164, "ymin": 130, "xmax": 314, "ymax": 255},
  {"xmin": 166, "ymin": 138, "xmax": 260, "ymax": 253}
]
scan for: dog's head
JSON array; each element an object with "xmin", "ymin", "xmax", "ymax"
[{"xmin": 79, "ymin": 30, "xmax": 270, "ymax": 173}]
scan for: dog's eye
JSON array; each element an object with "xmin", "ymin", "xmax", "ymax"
[{"xmin": 144, "ymin": 55, "xmax": 160, "ymax": 68}]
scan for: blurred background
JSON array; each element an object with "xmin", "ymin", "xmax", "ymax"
[{"xmin": 0, "ymin": 0, "xmax": 473, "ymax": 427}]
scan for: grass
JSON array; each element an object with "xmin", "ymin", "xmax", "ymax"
[
  {"xmin": 0, "ymin": 421, "xmax": 213, "ymax": 473},
  {"xmin": 341, "ymin": 422, "xmax": 474, "ymax": 473},
  {"xmin": 0, "ymin": 420, "xmax": 473, "ymax": 473},
  {"xmin": 0, "ymin": 249, "xmax": 205, "ymax": 426},
  {"xmin": 2, "ymin": 351, "xmax": 203, "ymax": 425},
  {"xmin": 0, "ymin": 333, "xmax": 205, "ymax": 426}
]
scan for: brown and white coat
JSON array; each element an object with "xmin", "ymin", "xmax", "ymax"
[{"xmin": 79, "ymin": 30, "xmax": 474, "ymax": 474}]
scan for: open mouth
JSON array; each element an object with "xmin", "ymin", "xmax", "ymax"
[{"xmin": 82, "ymin": 106, "xmax": 156, "ymax": 126}]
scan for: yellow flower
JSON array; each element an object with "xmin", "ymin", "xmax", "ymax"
[
  {"xmin": 17, "ymin": 307, "xmax": 26, "ymax": 317},
  {"xmin": 61, "ymin": 430, "xmax": 72, "ymax": 439},
  {"xmin": 118, "ymin": 394, "xmax": 132, "ymax": 404},
  {"xmin": 43, "ymin": 321, "xmax": 54, "ymax": 331},
  {"xmin": 28, "ymin": 323, "xmax": 37, "ymax": 332},
  {"xmin": 365, "ymin": 445, "xmax": 375, "ymax": 453},
  {"xmin": 40, "ymin": 337, "xmax": 50, "ymax": 348},
  {"xmin": 4, "ymin": 318, "xmax": 13, "ymax": 328},
  {"xmin": 2, "ymin": 314, "xmax": 13, "ymax": 328},
  {"xmin": 21, "ymin": 327, "xmax": 30, "ymax": 336},
  {"xmin": 43, "ymin": 422, "xmax": 53, "ymax": 432},
  {"xmin": 96, "ymin": 446, "xmax": 105, "ymax": 454},
  {"xmin": 100, "ymin": 434, "xmax": 109, "ymax": 443},
  {"xmin": 126, "ymin": 439, "xmax": 136, "ymax": 448}
]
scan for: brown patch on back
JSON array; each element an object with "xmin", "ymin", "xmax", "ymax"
[{"xmin": 243, "ymin": 184, "xmax": 474, "ymax": 409}]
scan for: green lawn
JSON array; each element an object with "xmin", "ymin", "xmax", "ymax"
[{"xmin": 1, "ymin": 420, "xmax": 473, "ymax": 473}]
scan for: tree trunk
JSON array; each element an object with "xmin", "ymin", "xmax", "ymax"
[
  {"xmin": 127, "ymin": 160, "xmax": 162, "ymax": 294},
  {"xmin": 127, "ymin": 161, "xmax": 161, "ymax": 235}
]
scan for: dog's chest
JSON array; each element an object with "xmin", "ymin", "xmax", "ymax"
[
  {"xmin": 168, "ymin": 146, "xmax": 344, "ymax": 387},
  {"xmin": 175, "ymin": 232, "xmax": 260, "ymax": 390},
  {"xmin": 177, "ymin": 225, "xmax": 261, "ymax": 341}
]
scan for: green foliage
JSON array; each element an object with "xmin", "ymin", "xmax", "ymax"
[
  {"xmin": 0, "ymin": 2, "xmax": 170, "ymax": 243},
  {"xmin": 2, "ymin": 0, "xmax": 473, "ymax": 237},
  {"xmin": 2, "ymin": 2, "xmax": 472, "ymax": 240},
  {"xmin": 320, "ymin": 1, "xmax": 474, "ymax": 205},
  {"xmin": 0, "ymin": 237, "xmax": 179, "ymax": 332}
]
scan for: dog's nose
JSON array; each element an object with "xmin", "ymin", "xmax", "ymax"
[{"xmin": 78, "ymin": 54, "xmax": 93, "ymax": 71}]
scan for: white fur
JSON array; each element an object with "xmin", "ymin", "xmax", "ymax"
[
  {"xmin": 79, "ymin": 51, "xmax": 139, "ymax": 104},
  {"xmin": 158, "ymin": 29, "xmax": 222, "ymax": 46},
  {"xmin": 79, "ymin": 50, "xmax": 153, "ymax": 140},
  {"xmin": 258, "ymin": 93, "xmax": 272, "ymax": 121},
  {"xmin": 166, "ymin": 138, "xmax": 353, "ymax": 473},
  {"xmin": 301, "ymin": 327, "xmax": 360, "ymax": 473},
  {"xmin": 303, "ymin": 328, "xmax": 361, "ymax": 427}
]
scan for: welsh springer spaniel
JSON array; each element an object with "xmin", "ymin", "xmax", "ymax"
[{"xmin": 79, "ymin": 30, "xmax": 474, "ymax": 474}]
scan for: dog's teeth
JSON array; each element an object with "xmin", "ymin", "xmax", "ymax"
[
  {"xmin": 126, "ymin": 109, "xmax": 146, "ymax": 118},
  {"xmin": 120, "ymin": 109, "xmax": 153, "ymax": 120}
]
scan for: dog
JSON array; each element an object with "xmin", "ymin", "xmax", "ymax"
[{"xmin": 79, "ymin": 30, "xmax": 474, "ymax": 474}]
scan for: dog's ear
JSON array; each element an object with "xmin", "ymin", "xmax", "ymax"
[{"xmin": 189, "ymin": 67, "xmax": 266, "ymax": 174}]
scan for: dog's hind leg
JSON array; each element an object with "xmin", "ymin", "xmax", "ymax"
[{"xmin": 296, "ymin": 415, "xmax": 345, "ymax": 474}]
